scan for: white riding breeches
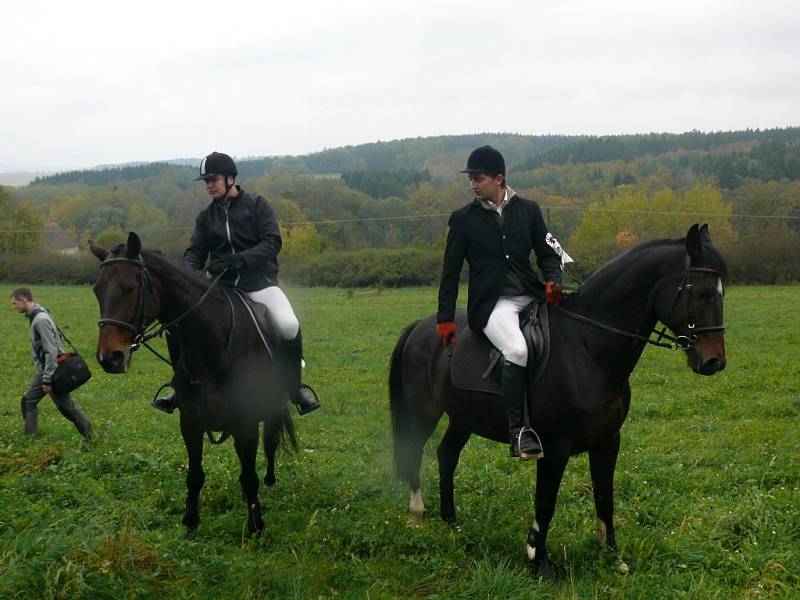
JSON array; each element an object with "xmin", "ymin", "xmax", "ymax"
[
  {"xmin": 246, "ymin": 286, "xmax": 300, "ymax": 340},
  {"xmin": 482, "ymin": 295, "xmax": 535, "ymax": 368}
]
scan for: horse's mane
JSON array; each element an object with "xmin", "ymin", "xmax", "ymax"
[
  {"xmin": 567, "ymin": 235, "xmax": 729, "ymax": 304},
  {"xmin": 107, "ymin": 243, "xmax": 216, "ymax": 291}
]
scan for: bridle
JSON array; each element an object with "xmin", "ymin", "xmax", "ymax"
[
  {"xmin": 555, "ymin": 258, "xmax": 726, "ymax": 351},
  {"xmin": 654, "ymin": 260, "xmax": 726, "ymax": 350},
  {"xmin": 97, "ymin": 257, "xmax": 157, "ymax": 344}
]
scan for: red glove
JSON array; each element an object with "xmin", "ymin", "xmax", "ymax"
[
  {"xmin": 546, "ymin": 281, "xmax": 566, "ymax": 306},
  {"xmin": 436, "ymin": 321, "xmax": 457, "ymax": 347}
]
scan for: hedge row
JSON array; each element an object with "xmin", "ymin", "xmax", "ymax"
[{"xmin": 1, "ymin": 234, "xmax": 798, "ymax": 288}]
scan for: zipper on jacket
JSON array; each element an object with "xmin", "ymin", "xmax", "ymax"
[{"xmin": 222, "ymin": 202, "xmax": 241, "ymax": 287}]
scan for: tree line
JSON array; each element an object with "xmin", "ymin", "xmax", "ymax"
[{"xmin": 3, "ymin": 129, "xmax": 800, "ymax": 286}]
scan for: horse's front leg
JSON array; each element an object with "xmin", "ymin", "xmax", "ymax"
[
  {"xmin": 180, "ymin": 411, "xmax": 205, "ymax": 538},
  {"xmin": 436, "ymin": 422, "xmax": 471, "ymax": 523},
  {"xmin": 235, "ymin": 423, "xmax": 264, "ymax": 534},
  {"xmin": 526, "ymin": 449, "xmax": 569, "ymax": 582},
  {"xmin": 589, "ymin": 431, "xmax": 629, "ymax": 573}
]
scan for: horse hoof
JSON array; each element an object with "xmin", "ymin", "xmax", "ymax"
[
  {"xmin": 409, "ymin": 512, "xmax": 424, "ymax": 528},
  {"xmin": 185, "ymin": 528, "xmax": 197, "ymax": 540},
  {"xmin": 532, "ymin": 558, "xmax": 557, "ymax": 583},
  {"xmin": 617, "ymin": 559, "xmax": 630, "ymax": 575},
  {"xmin": 440, "ymin": 512, "xmax": 457, "ymax": 525},
  {"xmin": 264, "ymin": 475, "xmax": 276, "ymax": 487}
]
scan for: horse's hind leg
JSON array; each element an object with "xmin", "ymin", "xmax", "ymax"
[
  {"xmin": 405, "ymin": 414, "xmax": 441, "ymax": 525},
  {"xmin": 235, "ymin": 424, "xmax": 264, "ymax": 534},
  {"xmin": 589, "ymin": 431, "xmax": 628, "ymax": 573},
  {"xmin": 180, "ymin": 414, "xmax": 205, "ymax": 537},
  {"xmin": 436, "ymin": 422, "xmax": 471, "ymax": 523},
  {"xmin": 262, "ymin": 420, "xmax": 279, "ymax": 487}
]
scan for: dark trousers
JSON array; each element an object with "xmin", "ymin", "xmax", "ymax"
[{"xmin": 22, "ymin": 371, "xmax": 92, "ymax": 438}]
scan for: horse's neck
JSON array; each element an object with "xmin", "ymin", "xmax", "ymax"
[
  {"xmin": 143, "ymin": 252, "xmax": 229, "ymax": 338},
  {"xmin": 571, "ymin": 246, "xmax": 678, "ymax": 329}
]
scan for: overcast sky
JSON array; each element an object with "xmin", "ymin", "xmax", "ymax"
[{"xmin": 2, "ymin": 0, "xmax": 798, "ymax": 171}]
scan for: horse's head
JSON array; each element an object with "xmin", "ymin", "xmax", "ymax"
[
  {"xmin": 90, "ymin": 232, "xmax": 159, "ymax": 373},
  {"xmin": 657, "ymin": 224, "xmax": 727, "ymax": 376}
]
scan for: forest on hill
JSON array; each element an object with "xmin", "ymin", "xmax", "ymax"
[{"xmin": 2, "ymin": 129, "xmax": 799, "ymax": 286}]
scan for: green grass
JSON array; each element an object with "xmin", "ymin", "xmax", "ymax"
[{"xmin": 1, "ymin": 284, "xmax": 798, "ymax": 599}]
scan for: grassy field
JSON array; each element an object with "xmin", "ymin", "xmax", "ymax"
[{"xmin": 0, "ymin": 284, "xmax": 798, "ymax": 599}]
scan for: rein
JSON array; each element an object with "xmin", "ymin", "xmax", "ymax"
[{"xmin": 554, "ymin": 261, "xmax": 726, "ymax": 351}]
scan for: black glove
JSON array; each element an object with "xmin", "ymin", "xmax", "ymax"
[{"xmin": 207, "ymin": 253, "xmax": 246, "ymax": 275}]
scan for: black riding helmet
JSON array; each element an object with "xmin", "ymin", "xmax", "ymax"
[
  {"xmin": 461, "ymin": 145, "xmax": 505, "ymax": 176},
  {"xmin": 196, "ymin": 152, "xmax": 237, "ymax": 201},
  {"xmin": 195, "ymin": 151, "xmax": 238, "ymax": 181}
]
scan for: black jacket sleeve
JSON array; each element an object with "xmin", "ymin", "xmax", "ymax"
[
  {"xmin": 183, "ymin": 212, "xmax": 210, "ymax": 271},
  {"xmin": 236, "ymin": 197, "xmax": 282, "ymax": 268},
  {"xmin": 436, "ymin": 213, "xmax": 468, "ymax": 323}
]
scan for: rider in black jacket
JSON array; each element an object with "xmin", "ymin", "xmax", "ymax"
[
  {"xmin": 437, "ymin": 146, "xmax": 570, "ymax": 460},
  {"xmin": 153, "ymin": 152, "xmax": 320, "ymax": 416}
]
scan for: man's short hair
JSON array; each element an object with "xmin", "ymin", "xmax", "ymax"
[{"xmin": 10, "ymin": 287, "xmax": 33, "ymax": 301}]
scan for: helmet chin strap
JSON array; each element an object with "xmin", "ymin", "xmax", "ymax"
[{"xmin": 217, "ymin": 176, "xmax": 234, "ymax": 202}]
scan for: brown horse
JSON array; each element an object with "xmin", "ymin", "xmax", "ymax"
[
  {"xmin": 90, "ymin": 232, "xmax": 295, "ymax": 537},
  {"xmin": 389, "ymin": 224, "xmax": 727, "ymax": 580}
]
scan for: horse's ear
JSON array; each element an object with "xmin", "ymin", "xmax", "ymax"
[
  {"xmin": 126, "ymin": 232, "xmax": 141, "ymax": 258},
  {"xmin": 686, "ymin": 223, "xmax": 702, "ymax": 262},
  {"xmin": 89, "ymin": 240, "xmax": 109, "ymax": 262},
  {"xmin": 699, "ymin": 223, "xmax": 711, "ymax": 243}
]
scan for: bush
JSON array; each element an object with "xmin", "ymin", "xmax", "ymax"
[
  {"xmin": 0, "ymin": 252, "xmax": 100, "ymax": 284},
  {"xmin": 719, "ymin": 227, "xmax": 800, "ymax": 284},
  {"xmin": 282, "ymin": 248, "xmax": 443, "ymax": 287}
]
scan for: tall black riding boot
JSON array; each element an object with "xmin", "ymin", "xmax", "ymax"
[
  {"xmin": 282, "ymin": 330, "xmax": 320, "ymax": 415},
  {"xmin": 152, "ymin": 387, "xmax": 178, "ymax": 414},
  {"xmin": 501, "ymin": 361, "xmax": 543, "ymax": 460}
]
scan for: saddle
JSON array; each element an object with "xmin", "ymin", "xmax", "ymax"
[
  {"xmin": 232, "ymin": 290, "xmax": 276, "ymax": 357},
  {"xmin": 450, "ymin": 300, "xmax": 550, "ymax": 396}
]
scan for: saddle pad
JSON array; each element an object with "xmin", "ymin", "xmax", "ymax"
[{"xmin": 450, "ymin": 301, "xmax": 550, "ymax": 395}]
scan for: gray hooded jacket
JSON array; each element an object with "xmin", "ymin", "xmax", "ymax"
[{"xmin": 27, "ymin": 304, "xmax": 65, "ymax": 384}]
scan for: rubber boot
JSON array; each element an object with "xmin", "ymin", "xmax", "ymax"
[
  {"xmin": 282, "ymin": 331, "xmax": 320, "ymax": 415},
  {"xmin": 501, "ymin": 361, "xmax": 543, "ymax": 460}
]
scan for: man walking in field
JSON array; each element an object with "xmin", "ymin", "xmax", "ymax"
[
  {"xmin": 436, "ymin": 146, "xmax": 570, "ymax": 460},
  {"xmin": 11, "ymin": 287, "xmax": 92, "ymax": 439}
]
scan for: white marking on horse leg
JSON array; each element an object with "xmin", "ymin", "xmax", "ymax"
[
  {"xmin": 409, "ymin": 489, "xmax": 425, "ymax": 527},
  {"xmin": 596, "ymin": 518, "xmax": 607, "ymax": 545},
  {"xmin": 526, "ymin": 544, "xmax": 536, "ymax": 560},
  {"xmin": 618, "ymin": 559, "xmax": 630, "ymax": 574},
  {"xmin": 527, "ymin": 518, "xmax": 539, "ymax": 560}
]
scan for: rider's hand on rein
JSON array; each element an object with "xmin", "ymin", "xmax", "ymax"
[{"xmin": 546, "ymin": 280, "xmax": 566, "ymax": 306}]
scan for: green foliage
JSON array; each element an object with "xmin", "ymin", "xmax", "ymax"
[
  {"xmin": 0, "ymin": 284, "xmax": 797, "ymax": 598},
  {"xmin": 0, "ymin": 187, "xmax": 45, "ymax": 253},
  {"xmin": 5, "ymin": 129, "xmax": 800, "ymax": 285},
  {"xmin": 283, "ymin": 248, "xmax": 442, "ymax": 287},
  {"xmin": 568, "ymin": 185, "xmax": 735, "ymax": 274},
  {"xmin": 0, "ymin": 252, "xmax": 98, "ymax": 284},
  {"xmin": 720, "ymin": 227, "xmax": 800, "ymax": 283},
  {"xmin": 341, "ymin": 168, "xmax": 431, "ymax": 198}
]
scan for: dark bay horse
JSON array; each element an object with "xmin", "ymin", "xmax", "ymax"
[
  {"xmin": 389, "ymin": 224, "xmax": 727, "ymax": 580},
  {"xmin": 90, "ymin": 232, "xmax": 295, "ymax": 536}
]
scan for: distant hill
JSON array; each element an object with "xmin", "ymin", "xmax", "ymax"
[{"xmin": 26, "ymin": 128, "xmax": 800, "ymax": 188}]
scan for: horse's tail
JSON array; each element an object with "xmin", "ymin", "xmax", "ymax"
[
  {"xmin": 389, "ymin": 319, "xmax": 420, "ymax": 483},
  {"xmin": 267, "ymin": 406, "xmax": 298, "ymax": 451}
]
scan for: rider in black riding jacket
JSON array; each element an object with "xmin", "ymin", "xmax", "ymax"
[
  {"xmin": 152, "ymin": 152, "xmax": 320, "ymax": 416},
  {"xmin": 436, "ymin": 146, "xmax": 570, "ymax": 460}
]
